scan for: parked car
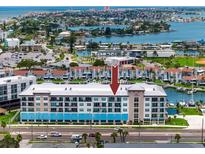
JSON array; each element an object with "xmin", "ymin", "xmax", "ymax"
[
  {"xmin": 36, "ymin": 134, "xmax": 47, "ymax": 140},
  {"xmin": 70, "ymin": 134, "xmax": 82, "ymax": 142},
  {"xmin": 50, "ymin": 131, "xmax": 62, "ymax": 137}
]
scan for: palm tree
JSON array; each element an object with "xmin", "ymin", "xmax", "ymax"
[
  {"xmin": 122, "ymin": 130, "xmax": 129, "ymax": 143},
  {"xmin": 175, "ymin": 134, "xmax": 181, "ymax": 143},
  {"xmin": 1, "ymin": 121, "xmax": 7, "ymax": 132},
  {"xmin": 117, "ymin": 128, "xmax": 123, "ymax": 142},
  {"xmin": 16, "ymin": 134, "xmax": 22, "ymax": 143},
  {"xmin": 82, "ymin": 133, "xmax": 88, "ymax": 143},
  {"xmin": 95, "ymin": 132, "xmax": 102, "ymax": 143},
  {"xmin": 110, "ymin": 132, "xmax": 118, "ymax": 143}
]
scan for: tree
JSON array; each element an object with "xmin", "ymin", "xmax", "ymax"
[
  {"xmin": 117, "ymin": 128, "xmax": 123, "ymax": 142},
  {"xmin": 1, "ymin": 121, "xmax": 7, "ymax": 131},
  {"xmin": 175, "ymin": 134, "xmax": 181, "ymax": 143},
  {"xmin": 122, "ymin": 130, "xmax": 129, "ymax": 142},
  {"xmin": 0, "ymin": 133, "xmax": 20, "ymax": 148},
  {"xmin": 87, "ymin": 42, "xmax": 99, "ymax": 50},
  {"xmin": 95, "ymin": 132, "xmax": 103, "ymax": 148},
  {"xmin": 82, "ymin": 133, "xmax": 88, "ymax": 143},
  {"xmin": 110, "ymin": 132, "xmax": 118, "ymax": 143},
  {"xmin": 16, "ymin": 134, "xmax": 22, "ymax": 143},
  {"xmin": 93, "ymin": 59, "xmax": 105, "ymax": 66},
  {"xmin": 69, "ymin": 62, "xmax": 79, "ymax": 67},
  {"xmin": 64, "ymin": 32, "xmax": 76, "ymax": 53},
  {"xmin": 17, "ymin": 59, "xmax": 38, "ymax": 70}
]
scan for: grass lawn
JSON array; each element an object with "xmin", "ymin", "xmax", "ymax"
[
  {"xmin": 179, "ymin": 107, "xmax": 203, "ymax": 115},
  {"xmin": 52, "ymin": 79, "xmax": 65, "ymax": 84},
  {"xmin": 145, "ymin": 57, "xmax": 203, "ymax": 68},
  {"xmin": 127, "ymin": 78, "xmax": 145, "ymax": 84},
  {"xmin": 69, "ymin": 79, "xmax": 86, "ymax": 84},
  {"xmin": 37, "ymin": 79, "xmax": 45, "ymax": 84},
  {"xmin": 0, "ymin": 111, "xmax": 17, "ymax": 123},
  {"xmin": 166, "ymin": 118, "xmax": 189, "ymax": 126}
]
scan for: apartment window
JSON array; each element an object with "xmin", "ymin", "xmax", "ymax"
[
  {"xmin": 108, "ymin": 103, "xmax": 112, "ymax": 107},
  {"xmin": 65, "ymin": 97, "xmax": 70, "ymax": 101},
  {"xmin": 58, "ymin": 108, "xmax": 63, "ymax": 112},
  {"xmin": 108, "ymin": 97, "xmax": 115, "ymax": 102},
  {"xmin": 44, "ymin": 108, "xmax": 48, "ymax": 111},
  {"xmin": 108, "ymin": 108, "xmax": 112, "ymax": 112},
  {"xmin": 93, "ymin": 108, "xmax": 100, "ymax": 112},
  {"xmin": 93, "ymin": 97, "xmax": 98, "ymax": 101},
  {"xmin": 94, "ymin": 103, "xmax": 100, "ymax": 107},
  {"xmin": 21, "ymin": 97, "xmax": 27, "ymax": 101},
  {"xmin": 87, "ymin": 103, "xmax": 91, "ymax": 106},
  {"xmin": 134, "ymin": 97, "xmax": 139, "ymax": 102},
  {"xmin": 36, "ymin": 97, "xmax": 41, "ymax": 101},
  {"xmin": 160, "ymin": 114, "xmax": 164, "ymax": 118},
  {"xmin": 152, "ymin": 114, "xmax": 157, "ymax": 118},
  {"xmin": 22, "ymin": 108, "xmax": 27, "ymax": 112},
  {"xmin": 123, "ymin": 97, "xmax": 128, "ymax": 101},
  {"xmin": 28, "ymin": 108, "xmax": 34, "ymax": 112},
  {"xmin": 134, "ymin": 114, "xmax": 138, "ymax": 118},
  {"xmin": 50, "ymin": 97, "xmax": 57, "ymax": 101},
  {"xmin": 79, "ymin": 108, "xmax": 84, "ymax": 112},
  {"xmin": 152, "ymin": 97, "xmax": 158, "ymax": 102},
  {"xmin": 145, "ymin": 103, "xmax": 150, "ymax": 107},
  {"xmin": 123, "ymin": 108, "xmax": 127, "ymax": 112},
  {"xmin": 43, "ymin": 97, "xmax": 48, "ymax": 101},
  {"xmin": 87, "ymin": 109, "xmax": 91, "ymax": 112},
  {"xmin": 85, "ymin": 97, "xmax": 92, "ymax": 102},
  {"xmin": 152, "ymin": 103, "xmax": 158, "ymax": 107},
  {"xmin": 160, "ymin": 97, "xmax": 165, "ymax": 102},
  {"xmin": 101, "ymin": 97, "xmax": 106, "ymax": 101},
  {"xmin": 79, "ymin": 103, "xmax": 83, "ymax": 106},
  {"xmin": 22, "ymin": 102, "xmax": 27, "ymax": 106},
  {"xmin": 101, "ymin": 108, "xmax": 107, "ymax": 112},
  {"xmin": 71, "ymin": 103, "xmax": 77, "ymax": 107},
  {"xmin": 44, "ymin": 103, "xmax": 48, "ymax": 106},
  {"xmin": 152, "ymin": 108, "xmax": 158, "ymax": 112},
  {"xmin": 134, "ymin": 103, "xmax": 139, "ymax": 107},
  {"xmin": 71, "ymin": 108, "xmax": 77, "ymax": 112},
  {"xmin": 134, "ymin": 108, "xmax": 138, "ymax": 112},
  {"xmin": 28, "ymin": 103, "xmax": 34, "ymax": 106},
  {"xmin": 123, "ymin": 103, "xmax": 127, "ymax": 107},
  {"xmin": 36, "ymin": 103, "xmax": 40, "ymax": 106},
  {"xmin": 102, "ymin": 103, "xmax": 106, "ymax": 107},
  {"xmin": 117, "ymin": 97, "xmax": 121, "ymax": 102},
  {"xmin": 51, "ymin": 103, "xmax": 56, "ymax": 106},
  {"xmin": 11, "ymin": 94, "xmax": 17, "ymax": 99},
  {"xmin": 160, "ymin": 103, "xmax": 164, "ymax": 107},
  {"xmin": 65, "ymin": 103, "xmax": 69, "ymax": 106},
  {"xmin": 79, "ymin": 97, "xmax": 84, "ymax": 101},
  {"xmin": 160, "ymin": 109, "xmax": 164, "ymax": 112},
  {"xmin": 114, "ymin": 108, "xmax": 121, "ymax": 112},
  {"xmin": 21, "ymin": 83, "xmax": 26, "ymax": 91},
  {"xmin": 28, "ymin": 97, "xmax": 34, "ymax": 101},
  {"xmin": 145, "ymin": 114, "xmax": 149, "ymax": 118},
  {"xmin": 36, "ymin": 108, "xmax": 40, "ymax": 111},
  {"xmin": 115, "ymin": 103, "xmax": 121, "ymax": 107},
  {"xmin": 145, "ymin": 108, "xmax": 150, "ymax": 112},
  {"xmin": 29, "ymin": 81, "xmax": 33, "ymax": 85},
  {"xmin": 51, "ymin": 108, "xmax": 57, "ymax": 112},
  {"xmin": 145, "ymin": 98, "xmax": 150, "ymax": 101},
  {"xmin": 11, "ymin": 84, "xmax": 17, "ymax": 93}
]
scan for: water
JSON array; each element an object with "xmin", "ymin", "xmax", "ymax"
[
  {"xmin": 86, "ymin": 22, "xmax": 205, "ymax": 44},
  {"xmin": 68, "ymin": 25, "xmax": 128, "ymax": 31},
  {"xmin": 165, "ymin": 87, "xmax": 205, "ymax": 104},
  {"xmin": 166, "ymin": 108, "xmax": 178, "ymax": 115},
  {"xmin": 176, "ymin": 50, "xmax": 200, "ymax": 56},
  {"xmin": 76, "ymin": 50, "xmax": 91, "ymax": 57}
]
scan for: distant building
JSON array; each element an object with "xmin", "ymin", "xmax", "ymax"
[
  {"xmin": 0, "ymin": 29, "xmax": 8, "ymax": 41},
  {"xmin": 0, "ymin": 76, "xmax": 36, "ymax": 109},
  {"xmin": 5, "ymin": 38, "xmax": 20, "ymax": 48}
]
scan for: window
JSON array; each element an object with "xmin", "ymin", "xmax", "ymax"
[
  {"xmin": 22, "ymin": 108, "xmax": 27, "ymax": 112},
  {"xmin": 117, "ymin": 97, "xmax": 121, "ymax": 102},
  {"xmin": 21, "ymin": 83, "xmax": 26, "ymax": 91},
  {"xmin": 21, "ymin": 97, "xmax": 27, "ymax": 101},
  {"xmin": 108, "ymin": 97, "xmax": 115, "ymax": 102},
  {"xmin": 160, "ymin": 103, "xmax": 164, "ymax": 107},
  {"xmin": 160, "ymin": 109, "xmax": 164, "ymax": 112},
  {"xmin": 44, "ymin": 108, "xmax": 48, "ymax": 111},
  {"xmin": 108, "ymin": 103, "xmax": 112, "ymax": 107},
  {"xmin": 123, "ymin": 97, "xmax": 128, "ymax": 101},
  {"xmin": 101, "ymin": 97, "xmax": 106, "ymax": 101},
  {"xmin": 93, "ymin": 108, "xmax": 100, "ymax": 112},
  {"xmin": 93, "ymin": 97, "xmax": 98, "ymax": 101},
  {"xmin": 123, "ymin": 108, "xmax": 127, "ymax": 112},
  {"xmin": 134, "ymin": 103, "xmax": 139, "ymax": 107},
  {"xmin": 145, "ymin": 103, "xmax": 150, "ymax": 107},
  {"xmin": 152, "ymin": 103, "xmax": 158, "ymax": 107},
  {"xmin": 108, "ymin": 108, "xmax": 112, "ymax": 112},
  {"xmin": 152, "ymin": 114, "xmax": 157, "ymax": 118},
  {"xmin": 79, "ymin": 97, "xmax": 84, "ymax": 101},
  {"xmin": 85, "ymin": 97, "xmax": 92, "ymax": 102},
  {"xmin": 36, "ymin": 108, "xmax": 40, "ymax": 111},
  {"xmin": 134, "ymin": 114, "xmax": 138, "ymax": 118},
  {"xmin": 36, "ymin": 97, "xmax": 41, "ymax": 101},
  {"xmin": 160, "ymin": 97, "xmax": 165, "ymax": 102},
  {"xmin": 134, "ymin": 97, "xmax": 139, "ymax": 102},
  {"xmin": 115, "ymin": 108, "xmax": 121, "ymax": 112},
  {"xmin": 79, "ymin": 108, "xmax": 84, "ymax": 112},
  {"xmin": 51, "ymin": 108, "xmax": 57, "ymax": 112},
  {"xmin": 145, "ymin": 108, "xmax": 150, "ymax": 112},
  {"xmin": 123, "ymin": 103, "xmax": 127, "ymax": 106},
  {"xmin": 152, "ymin": 108, "xmax": 158, "ymax": 112},
  {"xmin": 44, "ymin": 103, "xmax": 48, "ymax": 106},
  {"xmin": 134, "ymin": 108, "xmax": 138, "ymax": 112},
  {"xmin": 87, "ymin": 109, "xmax": 91, "ymax": 112},
  {"xmin": 28, "ymin": 97, "xmax": 34, "ymax": 101},
  {"xmin": 160, "ymin": 114, "xmax": 164, "ymax": 118},
  {"xmin": 79, "ymin": 103, "xmax": 84, "ymax": 106},
  {"xmin": 43, "ymin": 97, "xmax": 48, "ymax": 101},
  {"xmin": 28, "ymin": 108, "xmax": 34, "ymax": 112},
  {"xmin": 36, "ymin": 103, "xmax": 40, "ymax": 106},
  {"xmin": 115, "ymin": 103, "xmax": 121, "ymax": 107},
  {"xmin": 22, "ymin": 102, "xmax": 27, "ymax": 106},
  {"xmin": 145, "ymin": 98, "xmax": 150, "ymax": 101},
  {"xmin": 152, "ymin": 97, "xmax": 158, "ymax": 102},
  {"xmin": 94, "ymin": 103, "xmax": 100, "ymax": 107},
  {"xmin": 87, "ymin": 103, "xmax": 91, "ymax": 106},
  {"xmin": 145, "ymin": 114, "xmax": 149, "ymax": 117},
  {"xmin": 102, "ymin": 103, "xmax": 106, "ymax": 107},
  {"xmin": 51, "ymin": 103, "xmax": 56, "ymax": 106},
  {"xmin": 101, "ymin": 108, "xmax": 107, "ymax": 112}
]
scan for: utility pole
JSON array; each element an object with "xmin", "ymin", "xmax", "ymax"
[
  {"xmin": 138, "ymin": 121, "xmax": 141, "ymax": 143},
  {"xmin": 201, "ymin": 118, "xmax": 204, "ymax": 143},
  {"xmin": 31, "ymin": 123, "xmax": 33, "ymax": 141}
]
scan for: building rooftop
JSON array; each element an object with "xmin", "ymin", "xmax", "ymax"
[
  {"xmin": 19, "ymin": 82, "xmax": 166, "ymax": 97},
  {"xmin": 0, "ymin": 75, "xmax": 35, "ymax": 85}
]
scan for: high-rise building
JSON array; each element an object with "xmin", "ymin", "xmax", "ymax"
[{"xmin": 20, "ymin": 83, "xmax": 167, "ymax": 124}]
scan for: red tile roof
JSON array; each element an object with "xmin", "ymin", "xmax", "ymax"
[
  {"xmin": 13, "ymin": 70, "xmax": 29, "ymax": 76},
  {"xmin": 32, "ymin": 70, "xmax": 47, "ymax": 76},
  {"xmin": 51, "ymin": 69, "xmax": 68, "ymax": 76}
]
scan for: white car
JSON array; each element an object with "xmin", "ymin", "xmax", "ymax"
[
  {"xmin": 50, "ymin": 132, "xmax": 62, "ymax": 137},
  {"xmin": 36, "ymin": 134, "xmax": 48, "ymax": 139}
]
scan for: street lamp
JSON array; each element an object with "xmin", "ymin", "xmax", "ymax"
[
  {"xmin": 138, "ymin": 120, "xmax": 143, "ymax": 143},
  {"xmin": 201, "ymin": 117, "xmax": 204, "ymax": 143}
]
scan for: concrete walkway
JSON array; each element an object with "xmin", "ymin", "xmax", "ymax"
[{"xmin": 184, "ymin": 115, "xmax": 205, "ymax": 129}]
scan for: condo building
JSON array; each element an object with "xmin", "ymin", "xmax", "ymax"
[
  {"xmin": 20, "ymin": 83, "xmax": 167, "ymax": 124},
  {"xmin": 0, "ymin": 75, "xmax": 36, "ymax": 109}
]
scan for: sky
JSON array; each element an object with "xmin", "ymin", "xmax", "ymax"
[{"xmin": 0, "ymin": 0, "xmax": 205, "ymax": 6}]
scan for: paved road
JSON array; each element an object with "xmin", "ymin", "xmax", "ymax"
[{"xmin": 1, "ymin": 126, "xmax": 205, "ymax": 144}]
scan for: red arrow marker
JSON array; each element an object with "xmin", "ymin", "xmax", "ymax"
[{"xmin": 110, "ymin": 65, "xmax": 120, "ymax": 95}]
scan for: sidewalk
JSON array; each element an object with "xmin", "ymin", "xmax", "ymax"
[{"xmin": 184, "ymin": 115, "xmax": 205, "ymax": 129}]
